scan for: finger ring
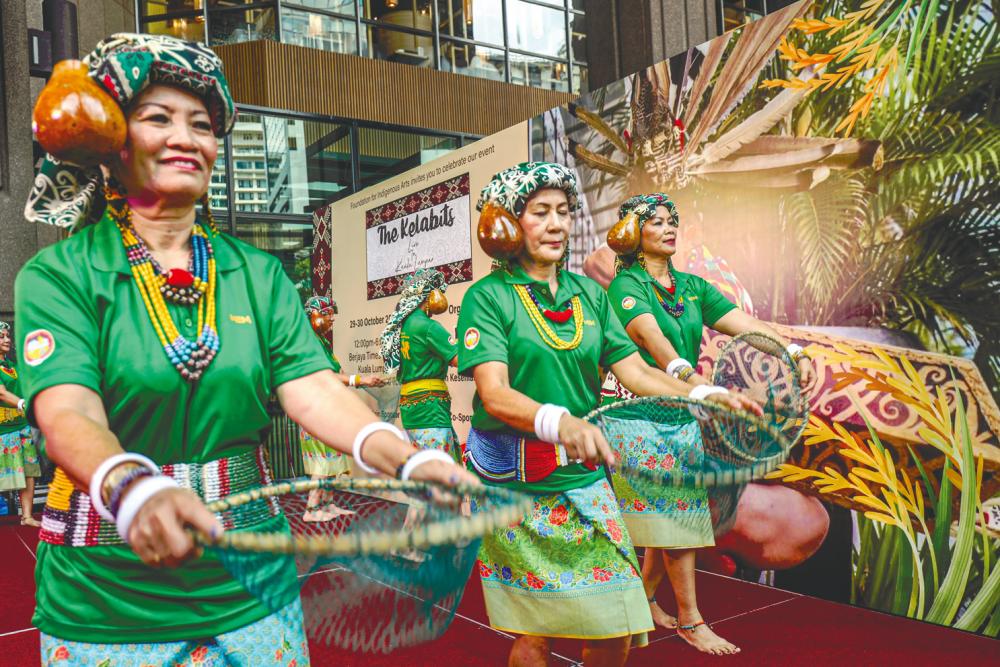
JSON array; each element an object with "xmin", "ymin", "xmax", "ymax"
[
  {"xmin": 151, "ymin": 554, "xmax": 162, "ymax": 566},
  {"xmin": 448, "ymin": 473, "xmax": 459, "ymax": 485}
]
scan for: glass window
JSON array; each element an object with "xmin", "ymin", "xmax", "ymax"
[
  {"xmin": 439, "ymin": 39, "xmax": 505, "ymax": 81},
  {"xmin": 507, "ymin": 0, "xmax": 567, "ymax": 58},
  {"xmin": 144, "ymin": 15, "xmax": 207, "ymax": 42},
  {"xmin": 207, "ymin": 143, "xmax": 228, "ymax": 213},
  {"xmin": 357, "ymin": 127, "xmax": 458, "ymax": 188},
  {"xmin": 142, "ymin": 0, "xmax": 203, "ymax": 16},
  {"xmin": 570, "ymin": 11, "xmax": 586, "ymax": 63},
  {"xmin": 365, "ymin": 25, "xmax": 434, "ymax": 66},
  {"xmin": 436, "ymin": 0, "xmax": 504, "ymax": 46},
  {"xmin": 284, "ymin": 0, "xmax": 358, "ymax": 13},
  {"xmin": 509, "ymin": 53, "xmax": 568, "ymax": 91},
  {"xmin": 281, "ymin": 7, "xmax": 362, "ymax": 54},
  {"xmin": 234, "ymin": 219, "xmax": 314, "ymax": 287},
  {"xmin": 572, "ymin": 63, "xmax": 587, "ymax": 94},
  {"xmin": 229, "ymin": 114, "xmax": 353, "ymax": 214},
  {"xmin": 208, "ymin": 7, "xmax": 278, "ymax": 45}
]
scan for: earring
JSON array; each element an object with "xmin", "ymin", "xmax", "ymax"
[
  {"xmin": 200, "ymin": 194, "xmax": 220, "ymax": 235},
  {"xmin": 637, "ymin": 250, "xmax": 647, "ymax": 271}
]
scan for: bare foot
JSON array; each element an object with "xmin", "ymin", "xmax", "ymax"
[
  {"xmin": 677, "ymin": 621, "xmax": 740, "ymax": 655},
  {"xmin": 20, "ymin": 515, "xmax": 41, "ymax": 528},
  {"xmin": 649, "ymin": 600, "xmax": 678, "ymax": 629}
]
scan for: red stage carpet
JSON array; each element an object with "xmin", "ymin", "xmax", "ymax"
[{"xmin": 2, "ymin": 520, "xmax": 996, "ymax": 665}]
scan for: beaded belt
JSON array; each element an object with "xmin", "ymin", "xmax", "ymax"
[
  {"xmin": 40, "ymin": 446, "xmax": 280, "ymax": 547},
  {"xmin": 400, "ymin": 379, "xmax": 450, "ymax": 408},
  {"xmin": 466, "ymin": 428, "xmax": 596, "ymax": 484}
]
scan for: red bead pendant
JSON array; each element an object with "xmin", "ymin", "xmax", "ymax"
[
  {"xmin": 543, "ymin": 308, "xmax": 573, "ymax": 324},
  {"xmin": 166, "ymin": 268, "xmax": 195, "ymax": 288}
]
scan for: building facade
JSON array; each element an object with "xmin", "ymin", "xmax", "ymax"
[{"xmin": 1, "ymin": 0, "xmax": 797, "ymax": 318}]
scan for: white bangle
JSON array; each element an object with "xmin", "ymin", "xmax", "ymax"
[
  {"xmin": 16, "ymin": 399, "xmax": 26, "ymax": 413},
  {"xmin": 786, "ymin": 343, "xmax": 804, "ymax": 357},
  {"xmin": 348, "ymin": 374, "xmax": 358, "ymax": 387},
  {"xmin": 688, "ymin": 384, "xmax": 730, "ymax": 401},
  {"xmin": 89, "ymin": 453, "xmax": 159, "ymax": 524},
  {"xmin": 666, "ymin": 358, "xmax": 693, "ymax": 378},
  {"xmin": 534, "ymin": 404, "xmax": 569, "ymax": 443},
  {"xmin": 352, "ymin": 421, "xmax": 407, "ymax": 475},
  {"xmin": 115, "ymin": 475, "xmax": 180, "ymax": 543},
  {"xmin": 400, "ymin": 449, "xmax": 457, "ymax": 481}
]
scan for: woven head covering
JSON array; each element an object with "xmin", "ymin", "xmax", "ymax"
[
  {"xmin": 25, "ymin": 33, "xmax": 236, "ymax": 232},
  {"xmin": 476, "ymin": 161, "xmax": 581, "ymax": 217},
  {"xmin": 614, "ymin": 192, "xmax": 680, "ymax": 274},
  {"xmin": 304, "ymin": 296, "xmax": 337, "ymax": 315},
  {"xmin": 0, "ymin": 321, "xmax": 11, "ymax": 360},
  {"xmin": 0, "ymin": 322, "xmax": 9, "ymax": 334},
  {"xmin": 379, "ymin": 269, "xmax": 448, "ymax": 376}
]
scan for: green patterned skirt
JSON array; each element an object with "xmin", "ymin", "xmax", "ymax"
[
  {"xmin": 610, "ymin": 420, "xmax": 714, "ymax": 549},
  {"xmin": 299, "ymin": 426, "xmax": 351, "ymax": 477},
  {"xmin": 477, "ymin": 477, "xmax": 653, "ymax": 641},
  {"xmin": 406, "ymin": 427, "xmax": 462, "ymax": 464},
  {"xmin": 0, "ymin": 427, "xmax": 40, "ymax": 491}
]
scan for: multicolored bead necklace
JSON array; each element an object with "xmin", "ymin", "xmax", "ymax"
[
  {"xmin": 108, "ymin": 191, "xmax": 220, "ymax": 381},
  {"xmin": 0, "ymin": 361, "xmax": 16, "ymax": 381},
  {"xmin": 523, "ymin": 284, "xmax": 574, "ymax": 323},
  {"xmin": 514, "ymin": 284, "xmax": 584, "ymax": 351},
  {"xmin": 651, "ymin": 281, "xmax": 685, "ymax": 318}
]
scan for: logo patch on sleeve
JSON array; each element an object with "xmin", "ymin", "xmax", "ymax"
[
  {"xmin": 621, "ymin": 296, "xmax": 637, "ymax": 310},
  {"xmin": 23, "ymin": 330, "xmax": 55, "ymax": 366},
  {"xmin": 463, "ymin": 327, "xmax": 481, "ymax": 350}
]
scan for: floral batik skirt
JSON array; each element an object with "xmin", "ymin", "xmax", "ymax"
[
  {"xmin": 477, "ymin": 477, "xmax": 653, "ymax": 642},
  {"xmin": 300, "ymin": 426, "xmax": 351, "ymax": 477},
  {"xmin": 406, "ymin": 427, "xmax": 462, "ymax": 464},
  {"xmin": 0, "ymin": 426, "xmax": 40, "ymax": 491},
  {"xmin": 610, "ymin": 419, "xmax": 714, "ymax": 549},
  {"xmin": 40, "ymin": 598, "xmax": 309, "ymax": 666}
]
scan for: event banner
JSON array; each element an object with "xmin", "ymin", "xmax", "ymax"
[
  {"xmin": 364, "ymin": 174, "xmax": 473, "ymax": 300},
  {"xmin": 317, "ymin": 122, "xmax": 529, "ymax": 439}
]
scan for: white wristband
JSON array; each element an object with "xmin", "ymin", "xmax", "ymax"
[
  {"xmin": 786, "ymin": 343, "xmax": 804, "ymax": 357},
  {"xmin": 16, "ymin": 399, "xmax": 26, "ymax": 413},
  {"xmin": 400, "ymin": 449, "xmax": 457, "ymax": 481},
  {"xmin": 534, "ymin": 404, "xmax": 569, "ymax": 443},
  {"xmin": 89, "ymin": 453, "xmax": 159, "ymax": 524},
  {"xmin": 348, "ymin": 374, "xmax": 357, "ymax": 387},
  {"xmin": 352, "ymin": 421, "xmax": 408, "ymax": 475},
  {"xmin": 666, "ymin": 358, "xmax": 693, "ymax": 378},
  {"xmin": 115, "ymin": 475, "xmax": 180, "ymax": 543},
  {"xmin": 688, "ymin": 384, "xmax": 730, "ymax": 401}
]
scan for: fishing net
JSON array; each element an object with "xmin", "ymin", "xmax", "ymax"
[
  {"xmin": 708, "ymin": 331, "xmax": 809, "ymax": 533},
  {"xmin": 362, "ymin": 381, "xmax": 401, "ymax": 423},
  {"xmin": 711, "ymin": 331, "xmax": 808, "ymax": 445},
  {"xmin": 585, "ymin": 395, "xmax": 795, "ymax": 537},
  {"xmin": 199, "ymin": 477, "xmax": 530, "ymax": 654}
]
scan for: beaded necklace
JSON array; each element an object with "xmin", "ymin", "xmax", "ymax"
[
  {"xmin": 513, "ymin": 284, "xmax": 584, "ymax": 351},
  {"xmin": 0, "ymin": 360, "xmax": 16, "ymax": 380},
  {"xmin": 523, "ymin": 284, "xmax": 574, "ymax": 323},
  {"xmin": 109, "ymin": 197, "xmax": 220, "ymax": 381}
]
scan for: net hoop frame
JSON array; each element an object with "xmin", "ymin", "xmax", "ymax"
[{"xmin": 196, "ymin": 477, "xmax": 532, "ymax": 556}]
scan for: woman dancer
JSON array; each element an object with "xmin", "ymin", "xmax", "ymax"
[
  {"xmin": 18, "ymin": 33, "xmax": 471, "ymax": 666},
  {"xmin": 0, "ymin": 321, "xmax": 41, "ymax": 527},
  {"xmin": 606, "ymin": 193, "xmax": 815, "ymax": 655},
  {"xmin": 458, "ymin": 162, "xmax": 759, "ymax": 667}
]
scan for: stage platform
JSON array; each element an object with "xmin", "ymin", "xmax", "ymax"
[{"xmin": 2, "ymin": 518, "xmax": 996, "ymax": 666}]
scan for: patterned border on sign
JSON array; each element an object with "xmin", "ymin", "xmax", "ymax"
[
  {"xmin": 367, "ymin": 259, "xmax": 473, "ymax": 300},
  {"xmin": 365, "ymin": 174, "xmax": 470, "ymax": 229}
]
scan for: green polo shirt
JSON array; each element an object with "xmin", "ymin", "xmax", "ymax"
[
  {"xmin": 457, "ymin": 265, "xmax": 637, "ymax": 493},
  {"xmin": 14, "ymin": 211, "xmax": 330, "ymax": 643},
  {"xmin": 0, "ymin": 358, "xmax": 27, "ymax": 434},
  {"xmin": 398, "ymin": 309, "xmax": 456, "ymax": 429},
  {"xmin": 607, "ymin": 262, "xmax": 736, "ymax": 368}
]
